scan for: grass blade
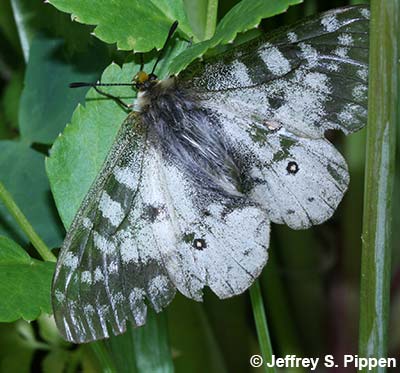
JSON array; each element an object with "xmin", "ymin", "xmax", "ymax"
[
  {"xmin": 249, "ymin": 280, "xmax": 276, "ymax": 373},
  {"xmin": 358, "ymin": 0, "xmax": 398, "ymax": 367}
]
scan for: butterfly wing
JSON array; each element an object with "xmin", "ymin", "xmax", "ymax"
[
  {"xmin": 179, "ymin": 5, "xmax": 369, "ymax": 229},
  {"xmin": 52, "ymin": 112, "xmax": 269, "ymax": 343},
  {"xmin": 52, "ymin": 113, "xmax": 174, "ymax": 342}
]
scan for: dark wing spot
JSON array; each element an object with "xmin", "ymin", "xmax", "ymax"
[
  {"xmin": 193, "ymin": 238, "xmax": 207, "ymax": 250},
  {"xmin": 286, "ymin": 161, "xmax": 299, "ymax": 174},
  {"xmin": 142, "ymin": 204, "xmax": 163, "ymax": 223}
]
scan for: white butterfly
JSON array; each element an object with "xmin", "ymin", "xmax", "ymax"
[{"xmin": 52, "ymin": 6, "xmax": 369, "ymax": 343}]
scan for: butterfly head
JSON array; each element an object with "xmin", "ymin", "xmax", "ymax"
[{"xmin": 134, "ymin": 71, "xmax": 158, "ymax": 91}]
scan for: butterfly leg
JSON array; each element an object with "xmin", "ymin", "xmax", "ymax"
[{"xmin": 92, "ymin": 86, "xmax": 132, "ymax": 110}]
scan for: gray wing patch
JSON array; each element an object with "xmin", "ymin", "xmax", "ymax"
[{"xmin": 182, "ymin": 5, "xmax": 369, "ymax": 137}]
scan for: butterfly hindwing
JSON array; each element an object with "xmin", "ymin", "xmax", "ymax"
[{"xmin": 138, "ymin": 144, "xmax": 270, "ymax": 300}]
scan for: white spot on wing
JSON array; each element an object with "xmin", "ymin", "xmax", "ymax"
[
  {"xmin": 287, "ymin": 32, "xmax": 298, "ymax": 43},
  {"xmin": 231, "ymin": 60, "xmax": 251, "ymax": 87},
  {"xmin": 357, "ymin": 67, "xmax": 368, "ymax": 81},
  {"xmin": 94, "ymin": 267, "xmax": 104, "ymax": 283},
  {"xmin": 99, "ymin": 192, "xmax": 124, "ymax": 226},
  {"xmin": 360, "ymin": 8, "xmax": 370, "ymax": 19},
  {"xmin": 148, "ymin": 275, "xmax": 170, "ymax": 296},
  {"xmin": 113, "ymin": 166, "xmax": 137, "ymax": 190},
  {"xmin": 63, "ymin": 252, "xmax": 78, "ymax": 269},
  {"xmin": 259, "ymin": 44, "xmax": 291, "ymax": 75},
  {"xmin": 93, "ymin": 231, "xmax": 115, "ymax": 255},
  {"xmin": 81, "ymin": 271, "xmax": 92, "ymax": 284},
  {"xmin": 352, "ymin": 84, "xmax": 367, "ymax": 100},
  {"xmin": 334, "ymin": 47, "xmax": 349, "ymax": 58},
  {"xmin": 299, "ymin": 43, "xmax": 319, "ymax": 68},
  {"xmin": 82, "ymin": 218, "xmax": 93, "ymax": 230},
  {"xmin": 321, "ymin": 14, "xmax": 340, "ymax": 32},
  {"xmin": 338, "ymin": 33, "xmax": 354, "ymax": 46},
  {"xmin": 55, "ymin": 290, "xmax": 65, "ymax": 302},
  {"xmin": 118, "ymin": 230, "xmax": 139, "ymax": 263}
]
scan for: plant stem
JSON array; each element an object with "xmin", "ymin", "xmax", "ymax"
[
  {"xmin": 0, "ymin": 181, "xmax": 56, "ymax": 262},
  {"xmin": 203, "ymin": 0, "xmax": 218, "ymax": 40},
  {"xmin": 249, "ymin": 280, "xmax": 276, "ymax": 373},
  {"xmin": 358, "ymin": 0, "xmax": 398, "ymax": 369}
]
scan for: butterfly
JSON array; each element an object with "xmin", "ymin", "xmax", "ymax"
[{"xmin": 52, "ymin": 5, "xmax": 370, "ymax": 343}]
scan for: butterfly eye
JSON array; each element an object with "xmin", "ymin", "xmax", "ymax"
[
  {"xmin": 193, "ymin": 239, "xmax": 207, "ymax": 250},
  {"xmin": 148, "ymin": 73, "xmax": 158, "ymax": 81},
  {"xmin": 286, "ymin": 161, "xmax": 299, "ymax": 174}
]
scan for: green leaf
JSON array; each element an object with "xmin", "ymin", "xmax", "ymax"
[
  {"xmin": 45, "ymin": 61, "xmax": 137, "ymax": 229},
  {"xmin": 0, "ymin": 236, "xmax": 55, "ymax": 322},
  {"xmin": 170, "ymin": 0, "xmax": 302, "ymax": 74},
  {"xmin": 0, "ymin": 141, "xmax": 63, "ymax": 248},
  {"xmin": 168, "ymin": 295, "xmax": 228, "ymax": 373},
  {"xmin": 183, "ymin": 0, "xmax": 218, "ymax": 41},
  {"xmin": 48, "ymin": 0, "xmax": 193, "ymax": 52},
  {"xmin": 9, "ymin": 0, "xmax": 103, "ymax": 61},
  {"xmin": 1, "ymin": 69, "xmax": 24, "ymax": 131},
  {"xmin": 133, "ymin": 311, "xmax": 174, "ymax": 373},
  {"xmin": 19, "ymin": 34, "xmax": 109, "ymax": 144}
]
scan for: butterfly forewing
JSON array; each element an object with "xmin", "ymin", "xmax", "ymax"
[
  {"xmin": 53, "ymin": 114, "xmax": 174, "ymax": 342},
  {"xmin": 179, "ymin": 5, "xmax": 369, "ymax": 229},
  {"xmin": 181, "ymin": 6, "xmax": 369, "ymax": 136}
]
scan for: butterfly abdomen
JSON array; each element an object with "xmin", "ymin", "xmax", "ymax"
[{"xmin": 139, "ymin": 80, "xmax": 244, "ymax": 199}]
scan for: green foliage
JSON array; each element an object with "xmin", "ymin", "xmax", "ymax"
[
  {"xmin": 0, "ymin": 236, "xmax": 55, "ymax": 321},
  {"xmin": 0, "ymin": 141, "xmax": 63, "ymax": 247},
  {"xmin": 19, "ymin": 34, "xmax": 109, "ymax": 144},
  {"xmin": 49, "ymin": 0, "xmax": 193, "ymax": 51},
  {"xmin": 170, "ymin": 0, "xmax": 302, "ymax": 73},
  {"xmin": 46, "ymin": 62, "xmax": 136, "ymax": 228}
]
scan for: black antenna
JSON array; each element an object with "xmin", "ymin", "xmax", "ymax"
[
  {"xmin": 150, "ymin": 20, "xmax": 179, "ymax": 76},
  {"xmin": 68, "ymin": 21, "xmax": 179, "ymax": 108},
  {"xmin": 139, "ymin": 53, "xmax": 144, "ymax": 71},
  {"xmin": 69, "ymin": 82, "xmax": 133, "ymax": 88}
]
